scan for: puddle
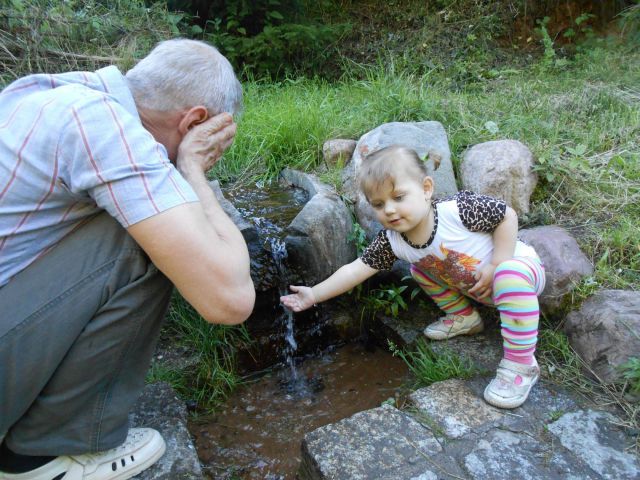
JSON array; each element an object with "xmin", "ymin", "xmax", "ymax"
[
  {"xmin": 189, "ymin": 342, "xmax": 409, "ymax": 479},
  {"xmin": 224, "ymin": 182, "xmax": 308, "ymax": 240}
]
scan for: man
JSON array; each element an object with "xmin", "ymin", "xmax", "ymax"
[{"xmin": 0, "ymin": 39, "xmax": 255, "ymax": 479}]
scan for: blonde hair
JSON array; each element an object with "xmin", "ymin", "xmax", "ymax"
[{"xmin": 358, "ymin": 145, "xmax": 428, "ymax": 201}]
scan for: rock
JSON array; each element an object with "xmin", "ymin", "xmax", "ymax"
[
  {"xmin": 322, "ymin": 139, "xmax": 357, "ymax": 167},
  {"xmin": 518, "ymin": 225, "xmax": 594, "ymax": 313},
  {"xmin": 342, "ymin": 121, "xmax": 457, "ymax": 239},
  {"xmin": 548, "ymin": 410, "xmax": 640, "ymax": 479},
  {"xmin": 564, "ymin": 289, "xmax": 640, "ymax": 383},
  {"xmin": 409, "ymin": 379, "xmax": 503, "ymax": 439},
  {"xmin": 460, "ymin": 140, "xmax": 537, "ymax": 216},
  {"xmin": 300, "ymin": 374, "xmax": 635, "ymax": 480},
  {"xmin": 282, "ymin": 169, "xmax": 356, "ymax": 286},
  {"xmin": 464, "ymin": 428, "xmax": 600, "ymax": 480},
  {"xmin": 130, "ymin": 382, "xmax": 203, "ymax": 479},
  {"xmin": 298, "ymin": 404, "xmax": 457, "ymax": 480}
]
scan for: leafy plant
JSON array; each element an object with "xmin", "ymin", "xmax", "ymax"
[
  {"xmin": 389, "ymin": 339, "xmax": 476, "ymax": 388},
  {"xmin": 348, "ymin": 221, "xmax": 368, "ymax": 257},
  {"xmin": 536, "ymin": 16, "xmax": 557, "ymax": 68},
  {"xmin": 620, "ymin": 357, "xmax": 640, "ymax": 396},
  {"xmin": 372, "ymin": 284, "xmax": 409, "ymax": 318}
]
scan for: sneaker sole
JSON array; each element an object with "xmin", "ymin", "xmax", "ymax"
[
  {"xmin": 424, "ymin": 322, "xmax": 484, "ymax": 340},
  {"xmin": 483, "ymin": 375, "xmax": 539, "ymax": 409}
]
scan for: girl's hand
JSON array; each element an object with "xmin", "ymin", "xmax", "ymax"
[
  {"xmin": 280, "ymin": 285, "xmax": 316, "ymax": 312},
  {"xmin": 468, "ymin": 263, "xmax": 496, "ymax": 299}
]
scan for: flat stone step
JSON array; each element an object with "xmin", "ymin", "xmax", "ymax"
[{"xmin": 300, "ymin": 378, "xmax": 639, "ymax": 479}]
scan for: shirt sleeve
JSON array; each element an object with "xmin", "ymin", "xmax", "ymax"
[
  {"xmin": 456, "ymin": 190, "xmax": 507, "ymax": 233},
  {"xmin": 60, "ymin": 94, "xmax": 198, "ymax": 227},
  {"xmin": 360, "ymin": 230, "xmax": 398, "ymax": 271}
]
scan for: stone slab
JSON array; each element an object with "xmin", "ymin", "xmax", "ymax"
[
  {"xmin": 299, "ymin": 404, "xmax": 462, "ymax": 480},
  {"xmin": 130, "ymin": 382, "xmax": 203, "ymax": 479}
]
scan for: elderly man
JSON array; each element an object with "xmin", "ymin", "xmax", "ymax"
[{"xmin": 0, "ymin": 39, "xmax": 255, "ymax": 479}]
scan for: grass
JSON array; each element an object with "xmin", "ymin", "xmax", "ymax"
[
  {"xmin": 146, "ymin": 294, "xmax": 252, "ymax": 410},
  {"xmin": 388, "ymin": 339, "xmax": 477, "ymax": 388},
  {"xmin": 220, "ymin": 43, "xmax": 639, "ymax": 295}
]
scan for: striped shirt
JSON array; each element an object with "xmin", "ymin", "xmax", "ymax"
[{"xmin": 0, "ymin": 66, "xmax": 198, "ymax": 287}]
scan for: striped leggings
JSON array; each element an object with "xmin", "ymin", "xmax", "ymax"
[{"xmin": 410, "ymin": 256, "xmax": 546, "ymax": 365}]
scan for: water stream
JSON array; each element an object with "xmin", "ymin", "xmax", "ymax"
[{"xmin": 193, "ymin": 182, "xmax": 409, "ymax": 478}]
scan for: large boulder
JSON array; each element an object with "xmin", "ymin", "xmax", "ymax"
[
  {"xmin": 518, "ymin": 225, "xmax": 594, "ymax": 313},
  {"xmin": 564, "ymin": 289, "xmax": 640, "ymax": 384},
  {"xmin": 281, "ymin": 169, "xmax": 356, "ymax": 286},
  {"xmin": 342, "ymin": 121, "xmax": 457, "ymax": 240},
  {"xmin": 460, "ymin": 140, "xmax": 537, "ymax": 216}
]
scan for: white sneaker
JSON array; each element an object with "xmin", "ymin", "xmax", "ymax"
[
  {"xmin": 0, "ymin": 428, "xmax": 166, "ymax": 480},
  {"xmin": 423, "ymin": 310, "xmax": 483, "ymax": 340},
  {"xmin": 484, "ymin": 358, "xmax": 540, "ymax": 409}
]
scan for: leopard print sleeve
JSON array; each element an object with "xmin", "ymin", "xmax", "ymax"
[
  {"xmin": 456, "ymin": 191, "xmax": 507, "ymax": 232},
  {"xmin": 360, "ymin": 230, "xmax": 397, "ymax": 271}
]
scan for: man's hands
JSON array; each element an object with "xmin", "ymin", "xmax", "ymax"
[
  {"xmin": 280, "ymin": 285, "xmax": 316, "ymax": 312},
  {"xmin": 176, "ymin": 112, "xmax": 237, "ymax": 177}
]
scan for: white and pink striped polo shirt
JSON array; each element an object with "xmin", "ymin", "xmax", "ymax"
[{"xmin": 0, "ymin": 66, "xmax": 198, "ymax": 287}]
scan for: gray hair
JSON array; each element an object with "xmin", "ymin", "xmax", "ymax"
[{"xmin": 125, "ymin": 39, "xmax": 243, "ymax": 115}]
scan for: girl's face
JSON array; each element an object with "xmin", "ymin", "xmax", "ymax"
[{"xmin": 367, "ymin": 171, "xmax": 434, "ymax": 236}]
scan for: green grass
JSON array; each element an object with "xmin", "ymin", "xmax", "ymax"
[
  {"xmin": 219, "ymin": 42, "xmax": 639, "ymax": 295},
  {"xmin": 147, "ymin": 294, "xmax": 252, "ymax": 410},
  {"xmin": 389, "ymin": 339, "xmax": 477, "ymax": 388}
]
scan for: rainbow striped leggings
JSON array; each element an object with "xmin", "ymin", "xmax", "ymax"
[{"xmin": 410, "ymin": 256, "xmax": 546, "ymax": 364}]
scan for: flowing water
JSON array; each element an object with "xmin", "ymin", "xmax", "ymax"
[
  {"xmin": 192, "ymin": 183, "xmax": 409, "ymax": 478},
  {"xmin": 189, "ymin": 342, "xmax": 408, "ymax": 479}
]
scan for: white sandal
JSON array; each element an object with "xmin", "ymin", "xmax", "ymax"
[{"xmin": 484, "ymin": 358, "xmax": 540, "ymax": 409}]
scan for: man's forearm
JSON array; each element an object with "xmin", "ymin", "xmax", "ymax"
[{"xmin": 179, "ymin": 165, "xmax": 247, "ymax": 249}]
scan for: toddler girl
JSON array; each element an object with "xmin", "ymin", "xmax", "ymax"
[{"xmin": 280, "ymin": 145, "xmax": 545, "ymax": 409}]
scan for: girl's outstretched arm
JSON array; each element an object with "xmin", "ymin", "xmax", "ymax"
[{"xmin": 280, "ymin": 258, "xmax": 378, "ymax": 312}]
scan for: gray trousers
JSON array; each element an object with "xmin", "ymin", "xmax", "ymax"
[{"xmin": 0, "ymin": 212, "xmax": 172, "ymax": 456}]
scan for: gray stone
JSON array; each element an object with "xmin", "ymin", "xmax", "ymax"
[
  {"xmin": 283, "ymin": 169, "xmax": 356, "ymax": 286},
  {"xmin": 280, "ymin": 168, "xmax": 332, "ymax": 198},
  {"xmin": 460, "ymin": 139, "xmax": 537, "ymax": 215},
  {"xmin": 130, "ymin": 382, "xmax": 203, "ymax": 479},
  {"xmin": 342, "ymin": 121, "xmax": 457, "ymax": 239},
  {"xmin": 322, "ymin": 139, "xmax": 357, "ymax": 166},
  {"xmin": 564, "ymin": 290, "xmax": 640, "ymax": 383},
  {"xmin": 548, "ymin": 410, "xmax": 640, "ymax": 479},
  {"xmin": 409, "ymin": 379, "xmax": 504, "ymax": 439},
  {"xmin": 519, "ymin": 225, "xmax": 594, "ymax": 312},
  {"xmin": 464, "ymin": 429, "xmax": 598, "ymax": 480},
  {"xmin": 299, "ymin": 404, "xmax": 450, "ymax": 480}
]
